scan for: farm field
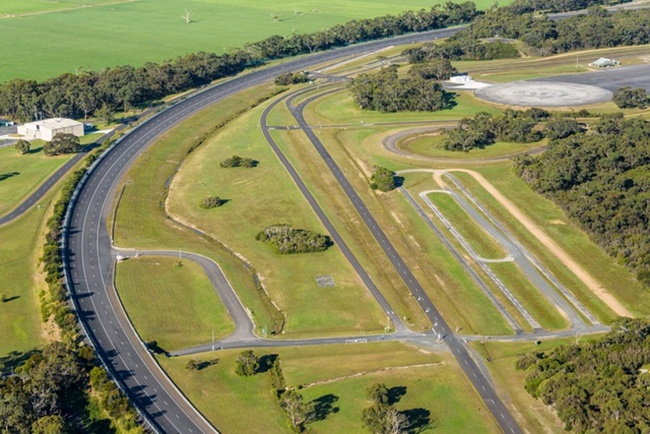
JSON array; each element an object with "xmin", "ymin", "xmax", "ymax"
[
  {"xmin": 159, "ymin": 342, "xmax": 501, "ymax": 433},
  {"xmin": 115, "ymin": 256, "xmax": 234, "ymax": 352},
  {"xmin": 0, "ymin": 0, "xmax": 505, "ymax": 83}
]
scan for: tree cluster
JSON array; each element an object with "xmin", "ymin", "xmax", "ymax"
[
  {"xmin": 362, "ymin": 383, "xmax": 431, "ymax": 434},
  {"xmin": 407, "ymin": 58, "xmax": 458, "ymax": 81},
  {"xmin": 370, "ymin": 166, "xmax": 398, "ymax": 192},
  {"xmin": 0, "ymin": 3, "xmax": 480, "ymax": 123},
  {"xmin": 518, "ymin": 317, "xmax": 650, "ymax": 432},
  {"xmin": 43, "ymin": 133, "xmax": 82, "ymax": 157},
  {"xmin": 515, "ymin": 114, "xmax": 650, "ymax": 285},
  {"xmin": 507, "ymin": 0, "xmax": 631, "ymax": 14},
  {"xmin": 613, "ymin": 87, "xmax": 648, "ymax": 109},
  {"xmin": 256, "ymin": 224, "xmax": 332, "ymax": 254},
  {"xmin": 199, "ymin": 196, "xmax": 225, "ymax": 209},
  {"xmin": 274, "ymin": 71, "xmax": 309, "ymax": 86},
  {"xmin": 219, "ymin": 155, "xmax": 257, "ymax": 168},
  {"xmin": 457, "ymin": 6, "xmax": 650, "ymax": 56},
  {"xmin": 403, "ymin": 38, "xmax": 520, "ymax": 63},
  {"xmin": 443, "ymin": 109, "xmax": 577, "ymax": 152},
  {"xmin": 348, "ymin": 66, "xmax": 450, "ymax": 113}
]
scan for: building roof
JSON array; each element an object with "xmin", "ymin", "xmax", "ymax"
[
  {"xmin": 24, "ymin": 118, "xmax": 83, "ymax": 129},
  {"xmin": 590, "ymin": 57, "xmax": 619, "ymax": 67}
]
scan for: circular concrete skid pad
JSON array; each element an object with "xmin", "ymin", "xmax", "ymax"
[{"xmin": 475, "ymin": 81, "xmax": 612, "ymax": 107}]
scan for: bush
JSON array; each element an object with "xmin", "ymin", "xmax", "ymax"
[
  {"xmin": 370, "ymin": 166, "xmax": 396, "ymax": 192},
  {"xmin": 613, "ymin": 87, "xmax": 648, "ymax": 109},
  {"xmin": 256, "ymin": 224, "xmax": 331, "ymax": 254},
  {"xmin": 220, "ymin": 155, "xmax": 257, "ymax": 168},
  {"xmin": 199, "ymin": 196, "xmax": 225, "ymax": 209},
  {"xmin": 274, "ymin": 71, "xmax": 309, "ymax": 86},
  {"xmin": 15, "ymin": 139, "xmax": 30, "ymax": 155}
]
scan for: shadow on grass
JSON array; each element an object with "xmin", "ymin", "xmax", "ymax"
[
  {"xmin": 388, "ymin": 385, "xmax": 407, "ymax": 405},
  {"xmin": 1, "ymin": 295, "xmax": 20, "ymax": 303},
  {"xmin": 402, "ymin": 408, "xmax": 433, "ymax": 433},
  {"xmin": 257, "ymin": 353, "xmax": 278, "ymax": 374},
  {"xmin": 0, "ymin": 349, "xmax": 40, "ymax": 373},
  {"xmin": 311, "ymin": 393, "xmax": 339, "ymax": 421},
  {"xmin": 0, "ymin": 171, "xmax": 19, "ymax": 182}
]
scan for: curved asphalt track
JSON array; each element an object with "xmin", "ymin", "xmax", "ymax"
[
  {"xmin": 274, "ymin": 86, "xmax": 523, "ymax": 434},
  {"xmin": 62, "ymin": 27, "xmax": 472, "ymax": 434}
]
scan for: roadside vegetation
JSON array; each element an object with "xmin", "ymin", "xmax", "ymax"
[{"xmin": 256, "ymin": 225, "xmax": 332, "ymax": 254}]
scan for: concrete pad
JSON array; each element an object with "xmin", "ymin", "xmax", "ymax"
[{"xmin": 475, "ymin": 81, "xmax": 612, "ymax": 107}]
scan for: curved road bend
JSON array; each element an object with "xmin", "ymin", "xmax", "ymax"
[
  {"xmin": 63, "ymin": 27, "xmax": 472, "ymax": 434},
  {"xmin": 274, "ymin": 86, "xmax": 523, "ymax": 434}
]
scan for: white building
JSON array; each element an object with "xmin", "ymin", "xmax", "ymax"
[
  {"xmin": 17, "ymin": 118, "xmax": 85, "ymax": 141},
  {"xmin": 450, "ymin": 74, "xmax": 473, "ymax": 83}
]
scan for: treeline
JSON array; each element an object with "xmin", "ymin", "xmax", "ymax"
[
  {"xmin": 404, "ymin": 39, "xmax": 520, "ymax": 63},
  {"xmin": 507, "ymin": 0, "xmax": 632, "ymax": 14},
  {"xmin": 444, "ymin": 108, "xmax": 586, "ymax": 151},
  {"xmin": 348, "ymin": 66, "xmax": 451, "ymax": 112},
  {"xmin": 0, "ymin": 2, "xmax": 480, "ymax": 123},
  {"xmin": 515, "ymin": 114, "xmax": 650, "ymax": 285},
  {"xmin": 518, "ymin": 317, "xmax": 650, "ymax": 432},
  {"xmin": 461, "ymin": 6, "xmax": 650, "ymax": 56}
]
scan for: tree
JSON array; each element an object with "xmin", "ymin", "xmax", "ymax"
[
  {"xmin": 280, "ymin": 389, "xmax": 314, "ymax": 431},
  {"xmin": 15, "ymin": 139, "xmax": 30, "ymax": 155},
  {"xmin": 95, "ymin": 104, "xmax": 114, "ymax": 124},
  {"xmin": 181, "ymin": 9, "xmax": 193, "ymax": 24},
  {"xmin": 43, "ymin": 133, "xmax": 81, "ymax": 156},
  {"xmin": 543, "ymin": 117, "xmax": 582, "ymax": 140},
  {"xmin": 370, "ymin": 166, "xmax": 397, "ymax": 192},
  {"xmin": 31, "ymin": 415, "xmax": 68, "ymax": 434},
  {"xmin": 613, "ymin": 87, "xmax": 647, "ymax": 109},
  {"xmin": 362, "ymin": 383, "xmax": 408, "ymax": 434},
  {"xmin": 235, "ymin": 350, "xmax": 259, "ymax": 376}
]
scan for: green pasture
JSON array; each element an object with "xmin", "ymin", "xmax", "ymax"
[
  {"xmin": 113, "ymin": 84, "xmax": 284, "ymax": 334},
  {"xmin": 402, "ymin": 132, "xmax": 547, "ymax": 161},
  {"xmin": 270, "ymin": 121, "xmax": 512, "ymax": 335},
  {"xmin": 453, "ymin": 168, "xmax": 648, "ymax": 321},
  {"xmin": 159, "ymin": 342, "xmax": 500, "ymax": 433},
  {"xmin": 115, "ymin": 256, "xmax": 234, "ymax": 351},
  {"xmin": 0, "ymin": 0, "xmax": 505, "ymax": 83},
  {"xmin": 0, "ymin": 178, "xmax": 63, "ymax": 356},
  {"xmin": 166, "ymin": 102, "xmax": 388, "ymax": 337}
]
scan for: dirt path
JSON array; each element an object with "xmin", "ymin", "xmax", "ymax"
[{"xmin": 449, "ymin": 169, "xmax": 632, "ymax": 317}]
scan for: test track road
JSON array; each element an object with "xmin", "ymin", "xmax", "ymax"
[
  {"xmin": 267, "ymin": 86, "xmax": 524, "ymax": 434},
  {"xmin": 61, "ymin": 27, "xmax": 472, "ymax": 434}
]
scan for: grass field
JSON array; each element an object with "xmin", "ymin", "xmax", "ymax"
[
  {"xmin": 115, "ymin": 256, "xmax": 234, "ymax": 351},
  {"xmin": 0, "ymin": 145, "xmax": 72, "ymax": 216},
  {"xmin": 159, "ymin": 342, "xmax": 501, "ymax": 433},
  {"xmin": 0, "ymin": 133, "xmax": 104, "ymax": 217},
  {"xmin": 0, "ymin": 175, "xmax": 65, "ymax": 356},
  {"xmin": 166, "ymin": 102, "xmax": 388, "ymax": 337},
  {"xmin": 0, "ymin": 0, "xmax": 504, "ymax": 83},
  {"xmin": 402, "ymin": 132, "xmax": 547, "ymax": 161},
  {"xmin": 453, "ymin": 168, "xmax": 649, "ymax": 321}
]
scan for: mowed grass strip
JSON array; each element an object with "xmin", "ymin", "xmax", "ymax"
[
  {"xmin": 0, "ymin": 145, "xmax": 72, "ymax": 216},
  {"xmin": 113, "ymin": 84, "xmax": 283, "ymax": 334},
  {"xmin": 427, "ymin": 192, "xmax": 506, "ymax": 260},
  {"xmin": 0, "ymin": 0, "xmax": 506, "ymax": 83},
  {"xmin": 167, "ymin": 103, "xmax": 387, "ymax": 337},
  {"xmin": 454, "ymin": 168, "xmax": 647, "ymax": 321},
  {"xmin": 115, "ymin": 256, "xmax": 233, "ymax": 351},
  {"xmin": 159, "ymin": 342, "xmax": 501, "ymax": 433}
]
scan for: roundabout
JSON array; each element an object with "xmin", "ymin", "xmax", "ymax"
[{"xmin": 475, "ymin": 81, "xmax": 613, "ymax": 107}]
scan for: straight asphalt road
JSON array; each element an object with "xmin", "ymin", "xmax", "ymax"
[{"xmin": 275, "ymin": 86, "xmax": 524, "ymax": 434}]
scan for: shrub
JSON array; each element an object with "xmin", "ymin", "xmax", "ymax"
[
  {"xmin": 370, "ymin": 166, "xmax": 396, "ymax": 192},
  {"xmin": 199, "ymin": 196, "xmax": 225, "ymax": 209},
  {"xmin": 256, "ymin": 224, "xmax": 331, "ymax": 254},
  {"xmin": 220, "ymin": 155, "xmax": 257, "ymax": 168}
]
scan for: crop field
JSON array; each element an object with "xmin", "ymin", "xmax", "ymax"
[
  {"xmin": 0, "ymin": 0, "xmax": 506, "ymax": 83},
  {"xmin": 159, "ymin": 342, "xmax": 501, "ymax": 433},
  {"xmin": 115, "ymin": 256, "xmax": 234, "ymax": 352}
]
